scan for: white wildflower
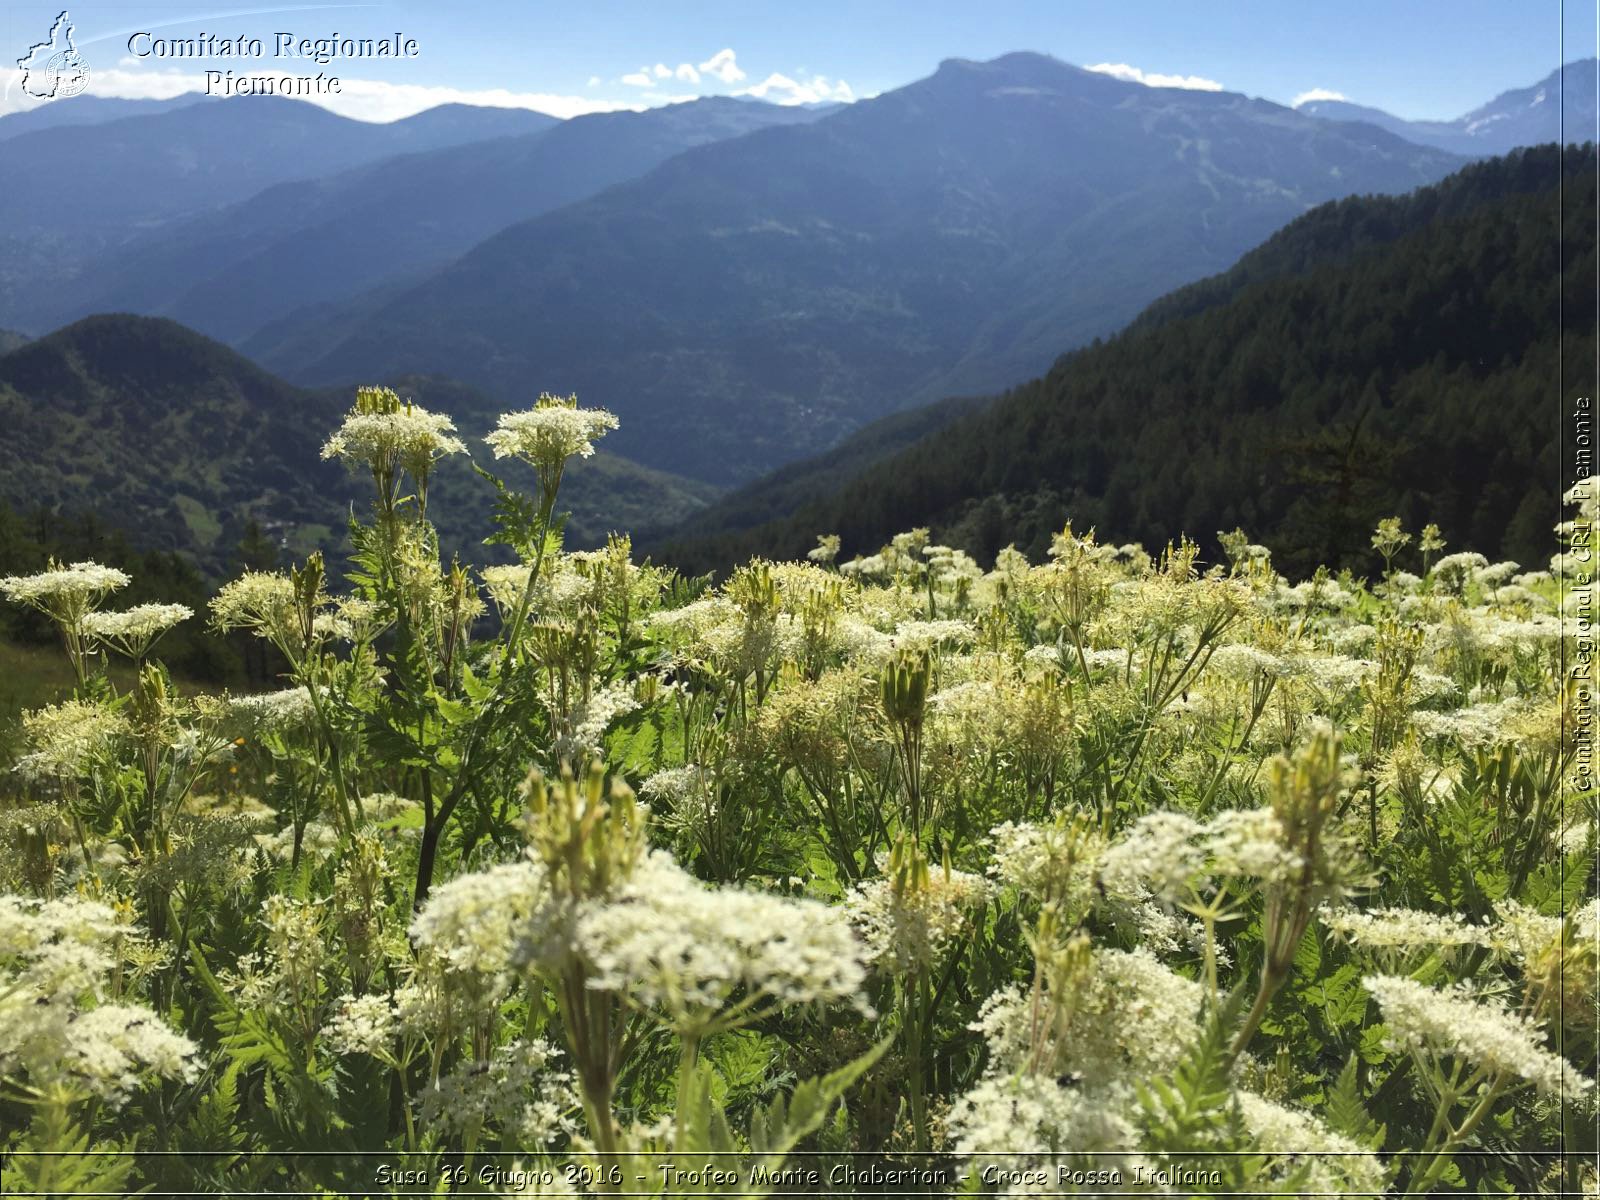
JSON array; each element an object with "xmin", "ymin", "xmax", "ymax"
[
  {"xmin": 0, "ymin": 560, "xmax": 130, "ymax": 623},
  {"xmin": 210, "ymin": 571, "xmax": 300, "ymax": 642},
  {"xmin": 1365, "ymin": 975, "xmax": 1591, "ymax": 1099},
  {"xmin": 418, "ymin": 1040, "xmax": 579, "ymax": 1145},
  {"xmin": 322, "ymin": 993, "xmax": 400, "ymax": 1057},
  {"xmin": 321, "ymin": 388, "xmax": 466, "ymax": 479},
  {"xmin": 1564, "ymin": 476, "xmax": 1600, "ymax": 517},
  {"xmin": 1235, "ymin": 1091, "xmax": 1387, "ymax": 1196},
  {"xmin": 640, "ymin": 765, "xmax": 715, "ymax": 830},
  {"xmin": 1208, "ymin": 643, "xmax": 1285, "ymax": 681},
  {"xmin": 228, "ymin": 686, "xmax": 318, "ymax": 733},
  {"xmin": 1410, "ymin": 699, "xmax": 1533, "ymax": 748},
  {"xmin": 944, "ymin": 1073, "xmax": 1140, "ymax": 1159},
  {"xmin": 845, "ymin": 864, "xmax": 989, "ymax": 973},
  {"xmin": 1490, "ymin": 901, "xmax": 1565, "ymax": 963},
  {"xmin": 807, "ymin": 534, "xmax": 841, "ymax": 564},
  {"xmin": 14, "ymin": 699, "xmax": 127, "ymax": 782},
  {"xmin": 0, "ymin": 897, "xmax": 197, "ymax": 1103},
  {"xmin": 890, "ymin": 618, "xmax": 975, "ymax": 650},
  {"xmin": 555, "ymin": 681, "xmax": 639, "ymax": 763},
  {"xmin": 1293, "ymin": 653, "xmax": 1377, "ymax": 696},
  {"xmin": 410, "ymin": 858, "xmax": 549, "ymax": 979},
  {"xmin": 1322, "ymin": 906, "xmax": 1490, "ymax": 950},
  {"xmin": 80, "ymin": 602, "xmax": 191, "ymax": 658},
  {"xmin": 1082, "ymin": 647, "xmax": 1132, "ymax": 672},
  {"xmin": 1203, "ymin": 808, "xmax": 1301, "ymax": 883},
  {"xmin": 485, "ymin": 394, "xmax": 618, "ymax": 467},
  {"xmin": 1431, "ymin": 551, "xmax": 1489, "ymax": 589},
  {"xmin": 1096, "ymin": 812, "xmax": 1205, "ymax": 902},
  {"xmin": 989, "ymin": 820, "xmax": 1104, "ymax": 913},
  {"xmin": 974, "ymin": 949, "xmax": 1202, "ymax": 1083},
  {"xmin": 575, "ymin": 851, "xmax": 871, "ymax": 1034}
]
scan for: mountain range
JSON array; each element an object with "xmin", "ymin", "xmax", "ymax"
[
  {"xmin": 21, "ymin": 97, "xmax": 832, "ymax": 348},
  {"xmin": 1296, "ymin": 59, "xmax": 1597, "ymax": 156},
  {"xmin": 1, "ymin": 52, "xmax": 1590, "ymax": 578},
  {"xmin": 264, "ymin": 52, "xmax": 1464, "ymax": 484},
  {"xmin": 0, "ymin": 97, "xmax": 560, "ymax": 329},
  {"xmin": 0, "ymin": 94, "xmax": 211, "ymax": 140},
  {"xmin": 658, "ymin": 144, "xmax": 1592, "ymax": 577}
]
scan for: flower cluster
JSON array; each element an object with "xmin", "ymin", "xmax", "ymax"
[
  {"xmin": 575, "ymin": 851, "xmax": 872, "ymax": 1034},
  {"xmin": 0, "ymin": 559, "xmax": 130, "ymax": 622},
  {"xmin": 320, "ymin": 385, "xmax": 466, "ymax": 491},
  {"xmin": 0, "ymin": 896, "xmax": 198, "ymax": 1103},
  {"xmin": 80, "ymin": 602, "xmax": 192, "ymax": 658},
  {"xmin": 846, "ymin": 848, "xmax": 989, "ymax": 973},
  {"xmin": 1365, "ymin": 975, "xmax": 1592, "ymax": 1099},
  {"xmin": 485, "ymin": 394, "xmax": 619, "ymax": 472}
]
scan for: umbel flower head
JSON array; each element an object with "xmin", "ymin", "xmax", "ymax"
[
  {"xmin": 322, "ymin": 385, "xmax": 465, "ymax": 513},
  {"xmin": 0, "ymin": 559, "xmax": 129, "ymax": 626},
  {"xmin": 81, "ymin": 602, "xmax": 192, "ymax": 659},
  {"xmin": 485, "ymin": 393, "xmax": 619, "ymax": 506},
  {"xmin": 574, "ymin": 850, "xmax": 873, "ymax": 1037},
  {"xmin": 15, "ymin": 699, "xmax": 127, "ymax": 782},
  {"xmin": 411, "ymin": 765, "xmax": 872, "ymax": 1041},
  {"xmin": 210, "ymin": 571, "xmax": 298, "ymax": 640},
  {"xmin": 210, "ymin": 555, "xmax": 330, "ymax": 665},
  {"xmin": 0, "ymin": 895, "xmax": 199, "ymax": 1104},
  {"xmin": 1365, "ymin": 974, "xmax": 1592, "ymax": 1100},
  {"xmin": 846, "ymin": 837, "xmax": 989, "ymax": 974}
]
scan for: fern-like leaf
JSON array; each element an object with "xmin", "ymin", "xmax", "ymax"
[{"xmin": 1325, "ymin": 1053, "xmax": 1386, "ymax": 1151}]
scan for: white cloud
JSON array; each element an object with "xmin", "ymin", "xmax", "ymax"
[
  {"xmin": 1292, "ymin": 87, "xmax": 1348, "ymax": 107},
  {"xmin": 0, "ymin": 65, "xmax": 637, "ymax": 120},
  {"xmin": 1086, "ymin": 62, "xmax": 1224, "ymax": 92},
  {"xmin": 628, "ymin": 60, "xmax": 703, "ymax": 86},
  {"xmin": 625, "ymin": 48, "xmax": 748, "ymax": 91},
  {"xmin": 698, "ymin": 48, "xmax": 746, "ymax": 84},
  {"xmin": 736, "ymin": 71, "xmax": 854, "ymax": 106},
  {"xmin": 587, "ymin": 75, "xmax": 601, "ymax": 87},
  {"xmin": 324, "ymin": 78, "xmax": 637, "ymax": 121}
]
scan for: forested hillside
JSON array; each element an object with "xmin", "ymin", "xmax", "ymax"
[
  {"xmin": 0, "ymin": 317, "xmax": 717, "ymax": 575},
  {"xmin": 662, "ymin": 145, "xmax": 1593, "ymax": 576}
]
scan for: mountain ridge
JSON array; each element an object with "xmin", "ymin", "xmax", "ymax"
[
  {"xmin": 1297, "ymin": 58, "xmax": 1597, "ymax": 155},
  {"xmin": 266, "ymin": 50, "xmax": 1463, "ymax": 486},
  {"xmin": 0, "ymin": 96, "xmax": 563, "ymax": 331},
  {"xmin": 26, "ymin": 96, "xmax": 829, "ymax": 345}
]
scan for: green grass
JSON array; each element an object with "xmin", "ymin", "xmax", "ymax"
[
  {"xmin": 174, "ymin": 493, "xmax": 223, "ymax": 547},
  {"xmin": 0, "ymin": 639, "xmax": 90, "ymax": 761},
  {"xmin": 0, "ymin": 638, "xmax": 204, "ymax": 766}
]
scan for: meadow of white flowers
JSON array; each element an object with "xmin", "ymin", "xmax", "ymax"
[{"xmin": 0, "ymin": 386, "xmax": 1594, "ymax": 1196}]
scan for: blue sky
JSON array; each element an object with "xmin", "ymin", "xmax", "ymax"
[{"xmin": 4, "ymin": 1, "xmax": 1596, "ymax": 120}]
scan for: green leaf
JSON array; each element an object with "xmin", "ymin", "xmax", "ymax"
[
  {"xmin": 1135, "ymin": 988, "xmax": 1267, "ymax": 1190},
  {"xmin": 1325, "ymin": 1053, "xmax": 1386, "ymax": 1150},
  {"xmin": 1292, "ymin": 925, "xmax": 1322, "ymax": 978},
  {"xmin": 433, "ymin": 693, "xmax": 473, "ymax": 726},
  {"xmin": 749, "ymin": 1035, "xmax": 891, "ymax": 1158},
  {"xmin": 460, "ymin": 662, "xmax": 492, "ymax": 704}
]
